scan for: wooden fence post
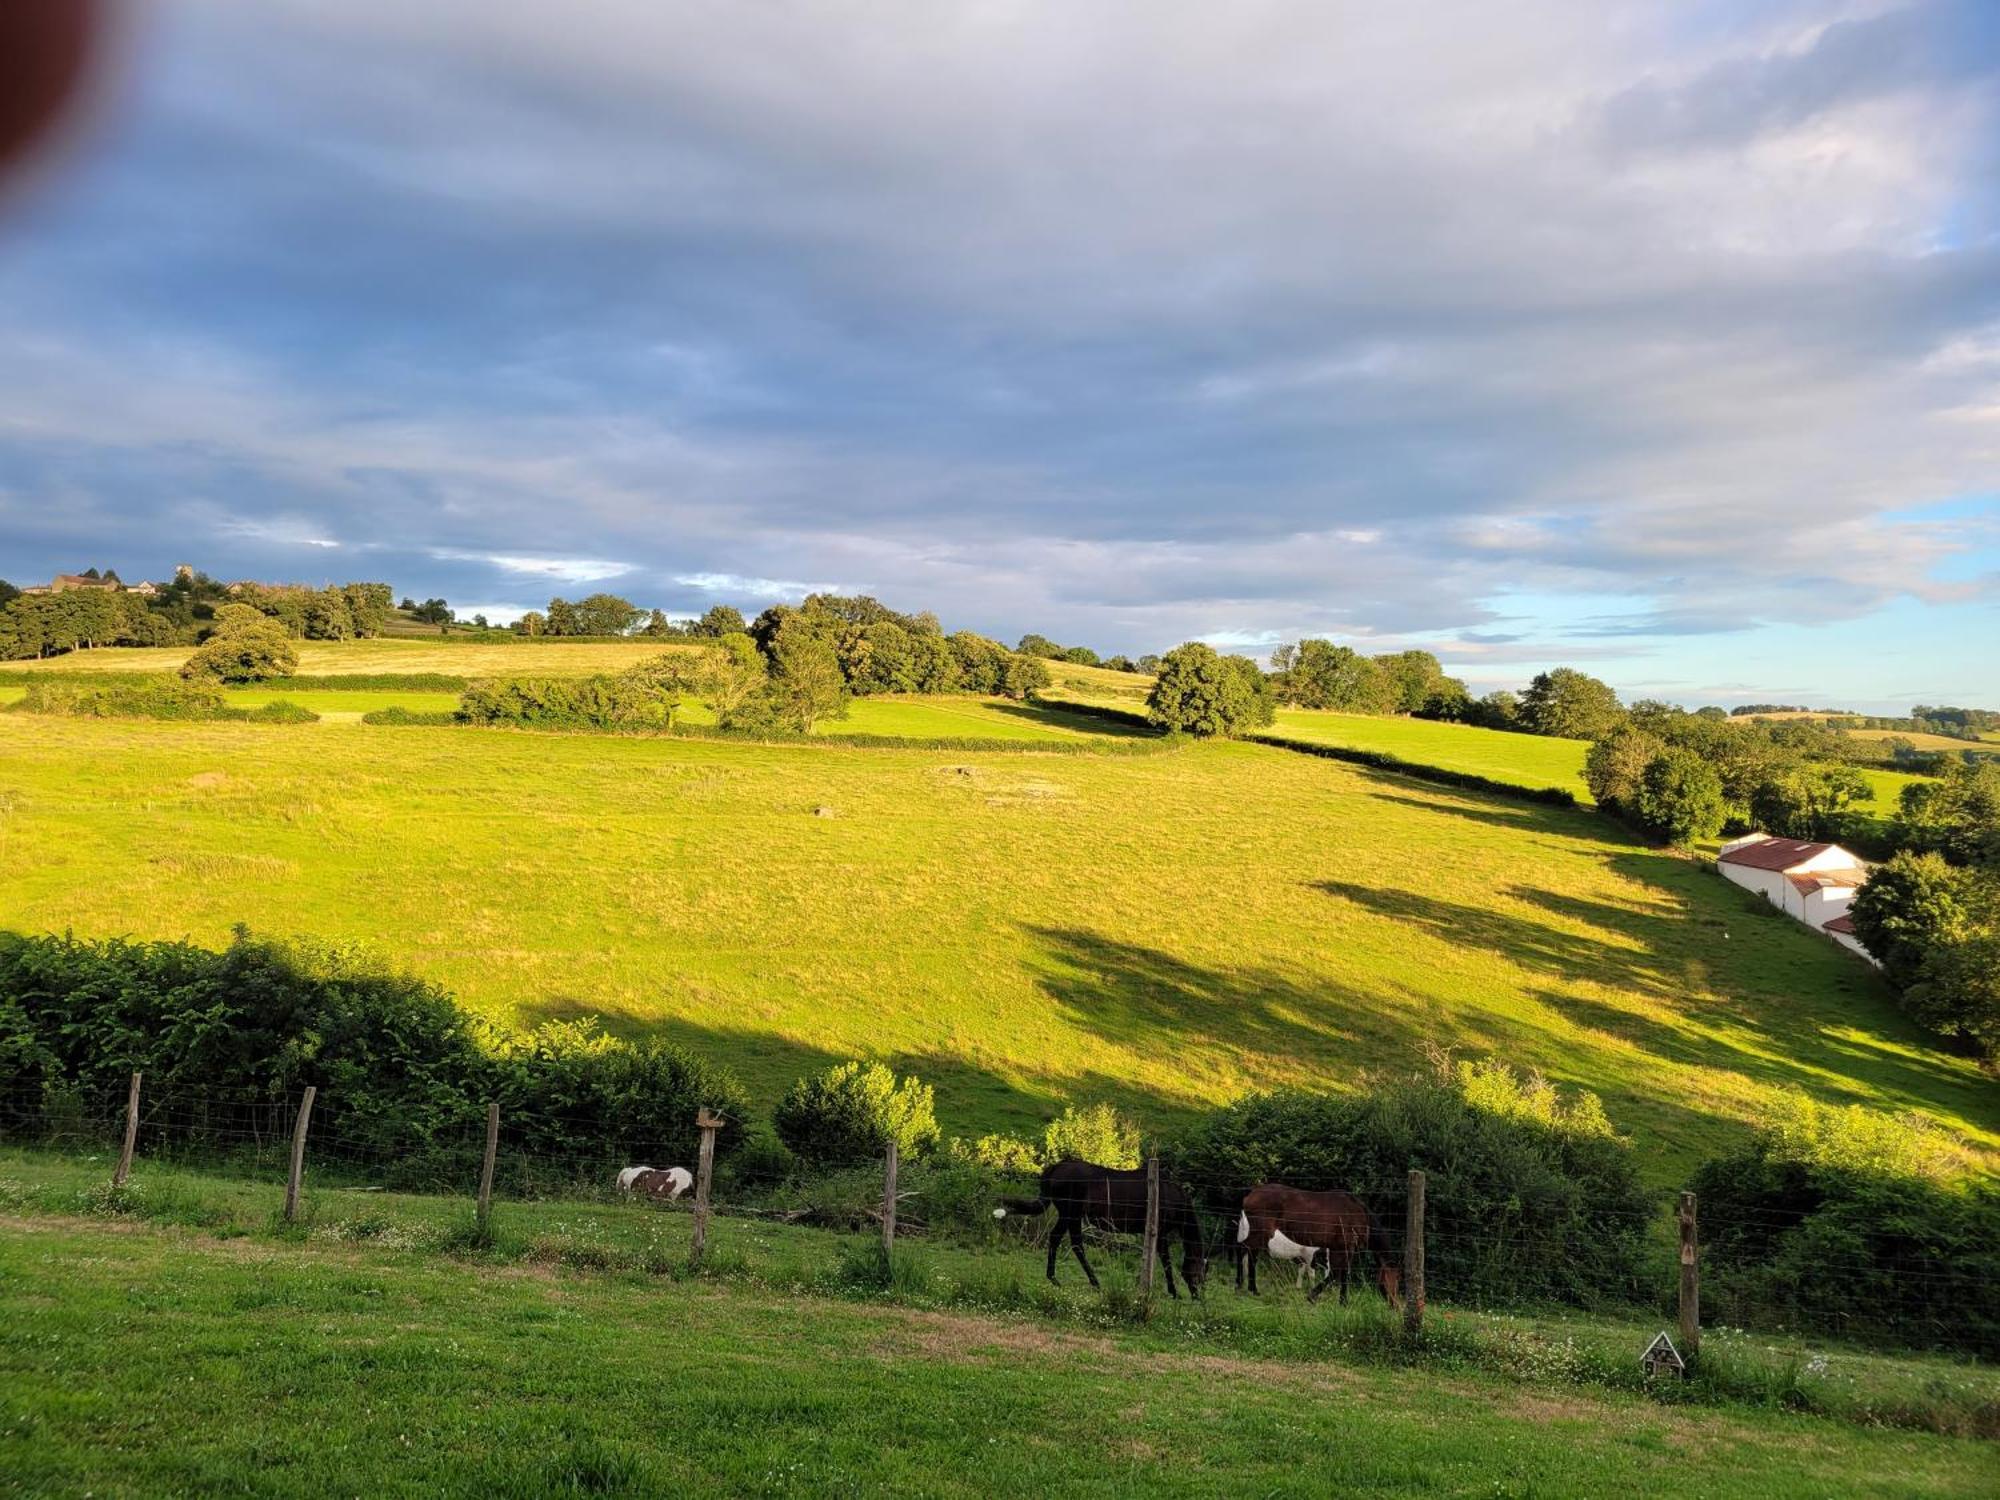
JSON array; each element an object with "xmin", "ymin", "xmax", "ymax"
[
  {"xmin": 1403, "ymin": 1168, "xmax": 1426, "ymax": 1336},
  {"xmin": 689, "ymin": 1108, "xmax": 721, "ymax": 1267},
  {"xmin": 111, "ymin": 1072, "xmax": 141, "ymax": 1189},
  {"xmin": 476, "ymin": 1100, "xmax": 500, "ymax": 1236},
  {"xmin": 1139, "ymin": 1152, "xmax": 1161, "ymax": 1303},
  {"xmin": 881, "ymin": 1139, "xmax": 899, "ymax": 1260},
  {"xmin": 283, "ymin": 1086, "xmax": 316, "ymax": 1223},
  {"xmin": 1678, "ymin": 1190, "xmax": 1700, "ymax": 1361}
]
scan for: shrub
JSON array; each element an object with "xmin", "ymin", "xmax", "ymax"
[
  {"xmin": 1169, "ymin": 1057, "xmax": 1653, "ymax": 1308},
  {"xmin": 773, "ymin": 1061, "xmax": 939, "ymax": 1168},
  {"xmin": 1691, "ymin": 1093, "xmax": 1999, "ymax": 1356},
  {"xmin": 946, "ymin": 1132, "xmax": 1041, "ymax": 1173},
  {"xmin": 491, "ymin": 1017, "xmax": 751, "ymax": 1168},
  {"xmin": 1041, "ymin": 1103, "xmax": 1141, "ymax": 1168}
]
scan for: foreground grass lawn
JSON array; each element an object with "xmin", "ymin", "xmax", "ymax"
[
  {"xmin": 2, "ymin": 716, "xmax": 1991, "ymax": 1177},
  {"xmin": 2, "ymin": 1215, "xmax": 1992, "ymax": 1499}
]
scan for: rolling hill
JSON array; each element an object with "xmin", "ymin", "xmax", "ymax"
[{"xmin": 1, "ymin": 698, "xmax": 1990, "ymax": 1183}]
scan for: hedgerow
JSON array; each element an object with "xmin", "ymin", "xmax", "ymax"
[
  {"xmin": 1248, "ymin": 732, "xmax": 1579, "ymax": 806},
  {"xmin": 0, "ymin": 929, "xmax": 748, "ymax": 1182},
  {"xmin": 6, "ymin": 680, "xmax": 320, "ymax": 724},
  {"xmin": 1168, "ymin": 1058, "xmax": 1651, "ymax": 1307}
]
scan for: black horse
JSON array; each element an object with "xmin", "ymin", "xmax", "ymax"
[{"xmin": 999, "ymin": 1158, "xmax": 1208, "ymax": 1298}]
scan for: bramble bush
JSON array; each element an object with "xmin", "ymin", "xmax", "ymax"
[
  {"xmin": 1169, "ymin": 1057, "xmax": 1653, "ymax": 1308},
  {"xmin": 7, "ymin": 678, "xmax": 318, "ymax": 724}
]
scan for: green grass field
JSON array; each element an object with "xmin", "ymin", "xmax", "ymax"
[
  {"xmin": 1264, "ymin": 709, "xmax": 1929, "ymax": 825},
  {"xmin": 2, "ymin": 711, "xmax": 1991, "ymax": 1180},
  {"xmin": 2, "ymin": 1155, "xmax": 1995, "ymax": 1496},
  {"xmin": 1269, "ymin": 709, "xmax": 1598, "ymax": 799}
]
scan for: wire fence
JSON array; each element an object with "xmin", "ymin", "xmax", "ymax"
[{"xmin": 0, "ymin": 1076, "xmax": 1984, "ymax": 1354}]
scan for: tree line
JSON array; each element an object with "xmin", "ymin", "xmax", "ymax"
[
  {"xmin": 460, "ymin": 594, "xmax": 1053, "ymax": 735},
  {"xmin": 0, "ymin": 569, "xmax": 393, "ymax": 660}
]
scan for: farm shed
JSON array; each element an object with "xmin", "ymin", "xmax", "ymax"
[{"xmin": 1716, "ymin": 835, "xmax": 1876, "ymax": 963}]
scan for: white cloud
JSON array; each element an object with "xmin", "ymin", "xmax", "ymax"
[{"xmin": 427, "ymin": 551, "xmax": 634, "ymax": 584}]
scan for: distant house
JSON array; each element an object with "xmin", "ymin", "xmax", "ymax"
[
  {"xmin": 20, "ymin": 572, "xmax": 126, "ymax": 597},
  {"xmin": 1716, "ymin": 835, "xmax": 1875, "ymax": 962}
]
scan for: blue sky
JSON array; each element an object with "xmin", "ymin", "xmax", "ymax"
[{"xmin": 1, "ymin": 0, "xmax": 1996, "ymax": 711}]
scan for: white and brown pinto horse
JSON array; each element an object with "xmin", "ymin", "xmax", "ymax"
[
  {"xmin": 1236, "ymin": 1183, "xmax": 1401, "ymax": 1306},
  {"xmin": 617, "ymin": 1165, "xmax": 693, "ymax": 1201}
]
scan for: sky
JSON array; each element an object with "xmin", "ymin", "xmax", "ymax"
[{"xmin": 1, "ymin": 0, "xmax": 1996, "ymax": 712}]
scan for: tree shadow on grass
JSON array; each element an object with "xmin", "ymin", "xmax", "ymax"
[
  {"xmin": 977, "ymin": 700, "xmax": 1154, "ymax": 738},
  {"xmin": 1312, "ymin": 877, "xmax": 2000, "ymax": 1141},
  {"xmin": 1358, "ymin": 787, "xmax": 1602, "ymax": 836}
]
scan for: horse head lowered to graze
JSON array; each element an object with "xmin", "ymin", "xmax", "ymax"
[
  {"xmin": 616, "ymin": 1165, "xmax": 693, "ymax": 1201},
  {"xmin": 1235, "ymin": 1183, "xmax": 1400, "ymax": 1306},
  {"xmin": 996, "ymin": 1158, "xmax": 1208, "ymax": 1298}
]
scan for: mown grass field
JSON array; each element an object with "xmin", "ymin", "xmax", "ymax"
[
  {"xmin": 1, "ymin": 1158, "xmax": 1995, "ymax": 1497},
  {"xmin": 2, "ymin": 708, "xmax": 1992, "ymax": 1181}
]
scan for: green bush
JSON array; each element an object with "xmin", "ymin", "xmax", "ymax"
[
  {"xmin": 773, "ymin": 1061, "xmax": 940, "ymax": 1168},
  {"xmin": 1169, "ymin": 1057, "xmax": 1653, "ymax": 1307},
  {"xmin": 1691, "ymin": 1093, "xmax": 1999, "ymax": 1356},
  {"xmin": 0, "ymin": 929, "xmax": 749, "ymax": 1187},
  {"xmin": 8, "ymin": 680, "xmax": 318, "ymax": 724},
  {"xmin": 1041, "ymin": 1103, "xmax": 1141, "ymax": 1167}
]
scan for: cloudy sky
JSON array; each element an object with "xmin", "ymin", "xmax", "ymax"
[{"xmin": 2, "ymin": 0, "xmax": 1996, "ymax": 709}]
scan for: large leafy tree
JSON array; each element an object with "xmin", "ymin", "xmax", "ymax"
[
  {"xmin": 1520, "ymin": 668, "xmax": 1624, "ymax": 739},
  {"xmin": 179, "ymin": 604, "xmax": 298, "ymax": 684},
  {"xmin": 1582, "ymin": 726, "xmax": 1664, "ymax": 812},
  {"xmin": 1273, "ymin": 639, "xmax": 1392, "ymax": 712},
  {"xmin": 1633, "ymin": 748, "xmax": 1724, "ymax": 844},
  {"xmin": 1146, "ymin": 642, "xmax": 1275, "ymax": 737},
  {"xmin": 1747, "ymin": 763, "xmax": 1872, "ymax": 841},
  {"xmin": 1848, "ymin": 852, "xmax": 1971, "ymax": 987}
]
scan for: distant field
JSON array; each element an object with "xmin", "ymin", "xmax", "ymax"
[
  {"xmin": 2, "ymin": 714, "xmax": 1992, "ymax": 1180},
  {"xmin": 1043, "ymin": 659, "xmax": 1152, "ymax": 705},
  {"xmin": 0, "ymin": 639, "xmax": 702, "ymax": 678},
  {"xmin": 1843, "ymin": 726, "xmax": 1996, "ymax": 754},
  {"xmin": 1268, "ymin": 710, "xmax": 1595, "ymax": 799}
]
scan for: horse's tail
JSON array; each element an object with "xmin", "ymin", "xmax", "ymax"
[
  {"xmin": 995, "ymin": 1195, "xmax": 1050, "ymax": 1218},
  {"xmin": 1366, "ymin": 1204, "xmax": 1395, "ymax": 1264}
]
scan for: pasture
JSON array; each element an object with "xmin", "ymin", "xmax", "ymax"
[
  {"xmin": 1268, "ymin": 709, "xmax": 1597, "ymax": 800},
  {"xmin": 1, "ymin": 711, "xmax": 1991, "ymax": 1180}
]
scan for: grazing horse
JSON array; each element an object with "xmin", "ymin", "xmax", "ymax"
[
  {"xmin": 617, "ymin": 1165, "xmax": 693, "ymax": 1201},
  {"xmin": 1236, "ymin": 1183, "xmax": 1401, "ymax": 1307},
  {"xmin": 997, "ymin": 1159, "xmax": 1208, "ymax": 1298}
]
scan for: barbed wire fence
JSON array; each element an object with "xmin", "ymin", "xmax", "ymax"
[{"xmin": 0, "ymin": 1073, "xmax": 1978, "ymax": 1358}]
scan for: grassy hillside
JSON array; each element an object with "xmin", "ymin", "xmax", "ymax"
[
  {"xmin": 1, "ymin": 714, "xmax": 1990, "ymax": 1179},
  {"xmin": 8, "ymin": 1209, "xmax": 1990, "ymax": 1497}
]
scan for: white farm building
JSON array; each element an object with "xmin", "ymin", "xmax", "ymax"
[{"xmin": 1715, "ymin": 835, "xmax": 1875, "ymax": 963}]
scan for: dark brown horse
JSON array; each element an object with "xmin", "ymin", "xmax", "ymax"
[
  {"xmin": 999, "ymin": 1159, "xmax": 1208, "ymax": 1298},
  {"xmin": 1236, "ymin": 1183, "xmax": 1401, "ymax": 1306}
]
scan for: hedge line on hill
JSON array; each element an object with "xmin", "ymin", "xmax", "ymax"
[
  {"xmin": 5, "ymin": 680, "xmax": 318, "ymax": 724},
  {"xmin": 0, "ymin": 930, "xmax": 747, "ymax": 1184},
  {"xmin": 0, "ymin": 670, "xmax": 473, "ymax": 692}
]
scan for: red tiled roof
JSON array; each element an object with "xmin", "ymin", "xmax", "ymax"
[
  {"xmin": 1788, "ymin": 870, "xmax": 1861, "ymax": 895},
  {"xmin": 1824, "ymin": 914, "xmax": 1858, "ymax": 934},
  {"xmin": 1718, "ymin": 837, "xmax": 1835, "ymax": 872}
]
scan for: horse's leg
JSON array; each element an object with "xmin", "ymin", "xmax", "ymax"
[
  {"xmin": 1070, "ymin": 1219, "xmax": 1099, "ymax": 1289},
  {"xmin": 1305, "ymin": 1248, "xmax": 1340, "ymax": 1304},
  {"xmin": 1160, "ymin": 1244, "xmax": 1179, "ymax": 1299},
  {"xmin": 1046, "ymin": 1209, "xmax": 1065, "ymax": 1283},
  {"xmin": 1339, "ymin": 1253, "xmax": 1351, "ymax": 1306}
]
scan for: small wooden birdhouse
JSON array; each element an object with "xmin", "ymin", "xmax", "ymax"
[{"xmin": 1641, "ymin": 1331, "xmax": 1686, "ymax": 1380}]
